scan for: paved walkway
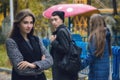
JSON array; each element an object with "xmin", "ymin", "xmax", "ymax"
[{"xmin": 0, "ymin": 72, "xmax": 11, "ymax": 80}]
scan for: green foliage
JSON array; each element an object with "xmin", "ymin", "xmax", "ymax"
[
  {"xmin": 15, "ymin": 0, "xmax": 49, "ymax": 37},
  {"xmin": 44, "ymin": 68, "xmax": 52, "ymax": 79},
  {"xmin": 0, "ymin": 34, "xmax": 6, "ymax": 44},
  {"xmin": 0, "ymin": 44, "xmax": 11, "ymax": 68}
]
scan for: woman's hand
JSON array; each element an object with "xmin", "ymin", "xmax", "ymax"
[
  {"xmin": 50, "ymin": 35, "xmax": 56, "ymax": 42},
  {"xmin": 17, "ymin": 61, "xmax": 36, "ymax": 70},
  {"xmin": 41, "ymin": 55, "xmax": 45, "ymax": 60}
]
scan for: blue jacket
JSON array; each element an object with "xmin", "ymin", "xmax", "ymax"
[{"xmin": 80, "ymin": 30, "xmax": 111, "ymax": 80}]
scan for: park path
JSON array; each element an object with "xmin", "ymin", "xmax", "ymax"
[{"xmin": 0, "ymin": 72, "xmax": 11, "ymax": 80}]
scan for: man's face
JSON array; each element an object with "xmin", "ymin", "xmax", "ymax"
[{"xmin": 50, "ymin": 15, "xmax": 63, "ymax": 28}]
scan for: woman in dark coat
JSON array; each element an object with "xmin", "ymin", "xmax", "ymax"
[
  {"xmin": 50, "ymin": 11, "xmax": 78, "ymax": 80},
  {"xmin": 5, "ymin": 9, "xmax": 53, "ymax": 80}
]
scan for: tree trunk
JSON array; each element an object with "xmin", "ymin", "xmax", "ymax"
[
  {"xmin": 3, "ymin": 3, "xmax": 6, "ymax": 18},
  {"xmin": 87, "ymin": 0, "xmax": 91, "ymax": 5},
  {"xmin": 112, "ymin": 0, "xmax": 117, "ymax": 15},
  {"xmin": 14, "ymin": 0, "xmax": 18, "ymax": 15}
]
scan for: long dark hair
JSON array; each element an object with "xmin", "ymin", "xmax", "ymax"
[{"xmin": 9, "ymin": 9, "xmax": 35, "ymax": 38}]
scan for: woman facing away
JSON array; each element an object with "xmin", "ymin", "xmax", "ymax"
[
  {"xmin": 5, "ymin": 9, "xmax": 53, "ymax": 80},
  {"xmin": 80, "ymin": 14, "xmax": 112, "ymax": 80}
]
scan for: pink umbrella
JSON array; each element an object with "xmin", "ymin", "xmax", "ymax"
[{"xmin": 43, "ymin": 4, "xmax": 99, "ymax": 18}]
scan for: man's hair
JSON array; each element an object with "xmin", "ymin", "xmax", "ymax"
[{"xmin": 52, "ymin": 11, "xmax": 65, "ymax": 22}]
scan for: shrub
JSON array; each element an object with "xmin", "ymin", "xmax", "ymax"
[
  {"xmin": 0, "ymin": 44, "xmax": 12, "ymax": 68},
  {"xmin": 0, "ymin": 34, "xmax": 6, "ymax": 44}
]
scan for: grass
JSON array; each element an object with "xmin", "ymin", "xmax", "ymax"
[
  {"xmin": 44, "ymin": 68, "xmax": 52, "ymax": 79},
  {"xmin": 0, "ymin": 44, "xmax": 12, "ymax": 68}
]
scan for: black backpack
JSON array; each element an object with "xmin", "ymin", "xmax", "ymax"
[{"xmin": 58, "ymin": 28, "xmax": 82, "ymax": 74}]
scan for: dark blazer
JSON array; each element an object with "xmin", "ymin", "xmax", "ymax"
[{"xmin": 50, "ymin": 24, "xmax": 78, "ymax": 80}]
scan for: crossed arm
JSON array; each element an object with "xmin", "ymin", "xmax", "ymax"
[{"xmin": 5, "ymin": 38, "xmax": 53, "ymax": 76}]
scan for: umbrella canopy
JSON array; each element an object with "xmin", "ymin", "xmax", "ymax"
[{"xmin": 43, "ymin": 4, "xmax": 99, "ymax": 18}]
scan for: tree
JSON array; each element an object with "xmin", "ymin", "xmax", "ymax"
[
  {"xmin": 0, "ymin": 0, "xmax": 9, "ymax": 18},
  {"xmin": 112, "ymin": 0, "xmax": 118, "ymax": 15}
]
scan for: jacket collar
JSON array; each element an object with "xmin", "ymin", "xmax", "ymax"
[{"xmin": 53, "ymin": 24, "xmax": 66, "ymax": 35}]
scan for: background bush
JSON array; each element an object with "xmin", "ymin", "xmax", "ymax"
[
  {"xmin": 0, "ymin": 34, "xmax": 6, "ymax": 45},
  {"xmin": 0, "ymin": 44, "xmax": 11, "ymax": 68}
]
